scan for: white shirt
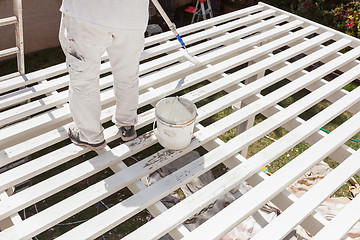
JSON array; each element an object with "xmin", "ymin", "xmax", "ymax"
[{"xmin": 60, "ymin": 0, "xmax": 149, "ymax": 32}]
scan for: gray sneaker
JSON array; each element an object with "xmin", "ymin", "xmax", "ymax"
[
  {"xmin": 68, "ymin": 126, "xmax": 107, "ymax": 150},
  {"xmin": 119, "ymin": 126, "xmax": 137, "ymax": 141}
]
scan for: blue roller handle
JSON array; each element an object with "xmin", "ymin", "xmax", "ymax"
[{"xmin": 176, "ymin": 34, "xmax": 186, "ymax": 48}]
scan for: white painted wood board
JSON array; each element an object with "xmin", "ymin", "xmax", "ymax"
[{"xmin": 1, "ymin": 3, "xmax": 360, "ymax": 240}]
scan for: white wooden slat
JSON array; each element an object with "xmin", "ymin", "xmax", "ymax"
[
  {"xmin": 4, "ymin": 15, "xmax": 292, "ymax": 121},
  {"xmin": 269, "ymin": 45, "xmax": 360, "ymax": 79},
  {"xmin": 265, "ymin": 70, "xmax": 360, "ymax": 174},
  {"xmin": 0, "ymin": 103, "xmax": 155, "ymax": 189},
  {"xmin": 0, "ymin": 21, "xmax": 315, "ymax": 159},
  {"xmin": 0, "ymin": 64, "xmax": 66, "ymax": 94},
  {"xmin": 0, "ymin": 53, "xmax": 108, "ymax": 94},
  {"xmin": 0, "ymin": 105, "xmax": 182, "ymax": 237},
  {"xmin": 1, "ymin": 3, "xmax": 360, "ymax": 239},
  {"xmin": 251, "ymin": 148, "xmax": 360, "ymax": 240},
  {"xmin": 0, "ymin": 104, "xmax": 71, "ymax": 149},
  {"xmin": 0, "ymin": 91, "xmax": 68, "ymax": 127},
  {"xmin": 0, "ymin": 29, "xmax": 338, "ymax": 185},
  {"xmin": 196, "ymin": 38, "xmax": 350, "ymax": 116},
  {"xmin": 188, "ymin": 15, "xmax": 293, "ymax": 56},
  {"xmin": 51, "ymin": 47, "xmax": 360, "ymax": 239},
  {"xmin": 0, "ymin": 15, "xmax": 292, "ymax": 127},
  {"xmin": 0, "ymin": 16, "xmax": 17, "ymax": 27},
  {"xmin": 144, "ymin": 4, "xmax": 264, "ymax": 46},
  {"xmin": 227, "ymin": 76, "xmax": 356, "ymax": 170},
  {"xmin": 144, "ymin": 11, "xmax": 282, "ymax": 57},
  {"xmin": 0, "ymin": 191, "xmax": 23, "ymax": 231},
  {"xmin": 0, "ymin": 137, "xmax": 180, "ymax": 238},
  {"xmin": 0, "ymin": 72, "xmax": 20, "ymax": 82},
  {"xmin": 199, "ymin": 117, "xmax": 328, "ymax": 236},
  {"xmin": 0, "ymin": 47, "xmax": 354, "ymax": 216},
  {"xmin": 0, "ymin": 65, "xmax": 271, "ymax": 196},
  {"xmin": 201, "ymin": 63, "xmax": 359, "ymax": 236},
  {"xmin": 0, "ymin": 34, "xmax": 350, "ymax": 198},
  {"xmin": 0, "ymin": 82, "xmax": 119, "ymax": 148},
  {"xmin": 0, "ymin": 131, "xmax": 186, "ymax": 238},
  {"xmin": 181, "ymin": 76, "xmax": 360, "ymax": 240},
  {"xmin": 0, "ymin": 62, "xmax": 276, "ymax": 216},
  {"xmin": 0, "ymin": 75, "xmax": 114, "ymax": 128},
  {"xmin": 215, "ymin": 93, "xmax": 359, "ymax": 236},
  {"xmin": 0, "ymin": 130, "xmax": 156, "ymax": 221},
  {"xmin": 0, "ymin": 69, "xmax": 266, "ymax": 219},
  {"xmin": 234, "ymin": 50, "xmax": 360, "ymax": 171},
  {"xmin": 312, "ymin": 193, "xmax": 360, "ymax": 240},
  {"xmin": 0, "ymin": 43, "xmax": 352, "ymax": 238},
  {"xmin": 140, "ymin": 17, "xmax": 305, "ymax": 90},
  {"xmin": 0, "ymin": 39, "xmax": 347, "ymax": 221},
  {"xmin": 1, "ymin": 4, "xmax": 360, "ymax": 240},
  {"xmin": 140, "ymin": 13, "xmax": 292, "ymax": 74},
  {"xmin": 106, "ymin": 155, "xmax": 191, "ymax": 240},
  {"xmin": 198, "ymin": 116, "xmax": 330, "ymax": 235},
  {"xmin": 139, "ymin": 26, "xmax": 325, "ymax": 106},
  {"xmin": 0, "ymin": 61, "xmax": 111, "ymax": 110},
  {"xmin": 243, "ymin": 83, "xmax": 359, "ymax": 174},
  {"xmin": 260, "ymin": 59, "xmax": 360, "ymax": 170},
  {"xmin": 32, "ymin": 23, "xmax": 316, "ymax": 115},
  {"xmin": 112, "ymin": 67, "xmax": 360, "ymax": 240},
  {"xmin": 0, "ymin": 76, "xmax": 68, "ymax": 110},
  {"xmin": 243, "ymin": 62, "xmax": 360, "ymax": 171},
  {"xmin": 141, "ymin": 9, "xmax": 278, "ymax": 61},
  {"xmin": 141, "ymin": 16, "xmax": 301, "ymax": 90},
  {"xmin": 254, "ymin": 149, "xmax": 360, "ymax": 240}
]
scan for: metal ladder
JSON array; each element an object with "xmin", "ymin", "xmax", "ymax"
[
  {"xmin": 185, "ymin": 0, "xmax": 213, "ymax": 24},
  {"xmin": 0, "ymin": 0, "xmax": 25, "ymax": 80}
]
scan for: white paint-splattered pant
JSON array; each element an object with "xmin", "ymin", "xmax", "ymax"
[{"xmin": 59, "ymin": 14, "xmax": 145, "ymax": 144}]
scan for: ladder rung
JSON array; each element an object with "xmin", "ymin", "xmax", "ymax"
[
  {"xmin": 0, "ymin": 16, "xmax": 18, "ymax": 27},
  {"xmin": 0, "ymin": 47, "xmax": 19, "ymax": 58},
  {"xmin": 185, "ymin": 6, "xmax": 197, "ymax": 14}
]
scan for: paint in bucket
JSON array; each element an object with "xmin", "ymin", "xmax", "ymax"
[{"xmin": 154, "ymin": 96, "xmax": 197, "ymax": 150}]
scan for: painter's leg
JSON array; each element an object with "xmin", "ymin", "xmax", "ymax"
[
  {"xmin": 59, "ymin": 14, "xmax": 111, "ymax": 144},
  {"xmin": 107, "ymin": 31, "xmax": 145, "ymax": 127}
]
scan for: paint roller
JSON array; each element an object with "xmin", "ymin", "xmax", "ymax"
[{"xmin": 151, "ymin": 0, "xmax": 200, "ymax": 65}]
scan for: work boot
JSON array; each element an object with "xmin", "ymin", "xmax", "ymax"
[
  {"xmin": 119, "ymin": 125, "xmax": 137, "ymax": 141},
  {"xmin": 68, "ymin": 126, "xmax": 107, "ymax": 150}
]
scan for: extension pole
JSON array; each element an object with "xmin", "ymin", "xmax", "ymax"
[{"xmin": 151, "ymin": 0, "xmax": 200, "ymax": 64}]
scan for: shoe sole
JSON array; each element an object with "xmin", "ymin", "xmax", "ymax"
[
  {"xmin": 120, "ymin": 132, "xmax": 137, "ymax": 142},
  {"xmin": 70, "ymin": 138, "xmax": 107, "ymax": 151}
]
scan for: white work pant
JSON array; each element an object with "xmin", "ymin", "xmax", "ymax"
[{"xmin": 59, "ymin": 14, "xmax": 145, "ymax": 144}]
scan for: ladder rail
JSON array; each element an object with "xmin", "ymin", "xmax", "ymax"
[
  {"xmin": 190, "ymin": 0, "xmax": 213, "ymax": 24},
  {"xmin": 0, "ymin": 0, "xmax": 25, "ymax": 77},
  {"xmin": 207, "ymin": 0, "xmax": 213, "ymax": 18}
]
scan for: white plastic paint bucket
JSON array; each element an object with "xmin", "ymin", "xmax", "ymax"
[{"xmin": 154, "ymin": 97, "xmax": 197, "ymax": 150}]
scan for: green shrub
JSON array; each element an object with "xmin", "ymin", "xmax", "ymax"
[
  {"xmin": 326, "ymin": 1, "xmax": 360, "ymax": 38},
  {"xmin": 262, "ymin": 0, "xmax": 334, "ymax": 26}
]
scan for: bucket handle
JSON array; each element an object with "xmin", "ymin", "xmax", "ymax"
[
  {"xmin": 153, "ymin": 119, "xmax": 158, "ymax": 138},
  {"xmin": 153, "ymin": 119, "xmax": 157, "ymax": 131}
]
